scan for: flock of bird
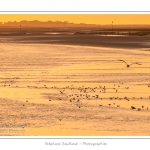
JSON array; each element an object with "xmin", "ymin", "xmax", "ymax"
[
  {"xmin": 2, "ymin": 59, "xmax": 149, "ymax": 114},
  {"xmin": 45, "ymin": 83, "xmax": 150, "ymax": 112}
]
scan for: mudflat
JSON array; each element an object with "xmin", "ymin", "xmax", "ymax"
[
  {"xmin": 1, "ymin": 34, "xmax": 150, "ymax": 48},
  {"xmin": 0, "ymin": 35, "xmax": 150, "ymax": 135}
]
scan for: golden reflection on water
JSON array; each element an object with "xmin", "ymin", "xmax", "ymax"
[{"xmin": 0, "ymin": 43, "xmax": 150, "ymax": 135}]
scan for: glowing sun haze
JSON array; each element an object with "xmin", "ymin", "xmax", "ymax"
[{"xmin": 0, "ymin": 14, "xmax": 150, "ymax": 25}]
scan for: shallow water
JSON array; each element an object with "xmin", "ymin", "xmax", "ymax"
[{"xmin": 0, "ymin": 42, "xmax": 150, "ymax": 135}]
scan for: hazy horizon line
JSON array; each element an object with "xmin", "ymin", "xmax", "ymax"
[{"xmin": 1, "ymin": 20, "xmax": 150, "ymax": 26}]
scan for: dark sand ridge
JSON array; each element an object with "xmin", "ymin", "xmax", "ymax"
[{"xmin": 1, "ymin": 34, "xmax": 150, "ymax": 49}]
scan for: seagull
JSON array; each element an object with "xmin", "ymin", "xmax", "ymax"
[
  {"xmin": 131, "ymin": 106, "xmax": 136, "ymax": 109},
  {"xmin": 118, "ymin": 59, "xmax": 142, "ymax": 67},
  {"xmin": 60, "ymin": 90, "xmax": 65, "ymax": 94}
]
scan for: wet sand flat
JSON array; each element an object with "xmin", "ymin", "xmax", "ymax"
[
  {"xmin": 1, "ymin": 34, "xmax": 150, "ymax": 49},
  {"xmin": 0, "ymin": 39, "xmax": 150, "ymax": 136}
]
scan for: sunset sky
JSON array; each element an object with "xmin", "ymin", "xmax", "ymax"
[{"xmin": 0, "ymin": 14, "xmax": 150, "ymax": 25}]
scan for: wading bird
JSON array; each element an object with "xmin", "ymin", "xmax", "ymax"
[{"xmin": 131, "ymin": 106, "xmax": 136, "ymax": 110}]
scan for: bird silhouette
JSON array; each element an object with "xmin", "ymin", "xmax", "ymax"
[
  {"xmin": 60, "ymin": 90, "xmax": 65, "ymax": 94},
  {"xmin": 118, "ymin": 59, "xmax": 142, "ymax": 67},
  {"xmin": 131, "ymin": 106, "xmax": 136, "ymax": 109}
]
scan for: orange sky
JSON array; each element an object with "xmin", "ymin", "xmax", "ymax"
[{"xmin": 0, "ymin": 14, "xmax": 150, "ymax": 25}]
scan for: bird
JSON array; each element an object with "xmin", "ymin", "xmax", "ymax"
[
  {"xmin": 118, "ymin": 59, "xmax": 142, "ymax": 67},
  {"xmin": 60, "ymin": 90, "xmax": 65, "ymax": 94},
  {"xmin": 131, "ymin": 106, "xmax": 136, "ymax": 109}
]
